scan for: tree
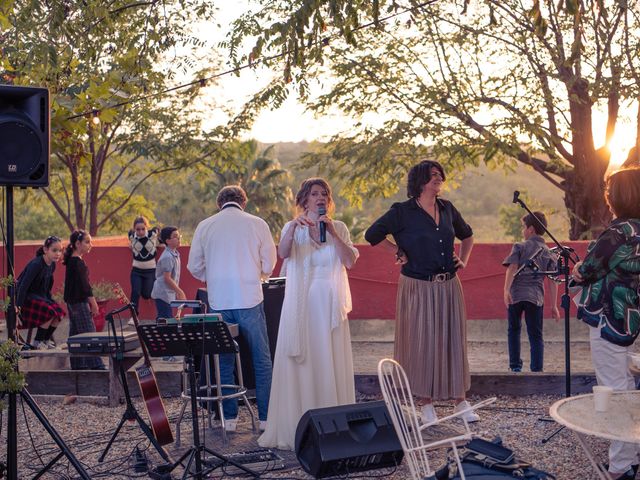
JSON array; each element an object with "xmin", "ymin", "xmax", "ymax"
[
  {"xmin": 1, "ymin": 0, "xmax": 227, "ymax": 235},
  {"xmin": 228, "ymin": 0, "xmax": 640, "ymax": 239},
  {"xmin": 143, "ymin": 140, "xmax": 294, "ymax": 239},
  {"xmin": 203, "ymin": 140, "xmax": 295, "ymax": 237}
]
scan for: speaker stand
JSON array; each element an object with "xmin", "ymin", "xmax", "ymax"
[{"xmin": 4, "ymin": 186, "xmax": 89, "ymax": 479}]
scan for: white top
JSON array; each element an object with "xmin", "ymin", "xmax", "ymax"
[
  {"xmin": 187, "ymin": 204, "xmax": 277, "ymax": 310},
  {"xmin": 549, "ymin": 391, "xmax": 640, "ymax": 443}
]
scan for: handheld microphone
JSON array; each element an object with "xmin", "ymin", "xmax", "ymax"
[
  {"xmin": 512, "ymin": 190, "xmax": 520, "ymax": 204},
  {"xmin": 318, "ymin": 206, "xmax": 327, "ymax": 243}
]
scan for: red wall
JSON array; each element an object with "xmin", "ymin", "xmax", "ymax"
[{"xmin": 3, "ymin": 242, "xmax": 589, "ymax": 320}]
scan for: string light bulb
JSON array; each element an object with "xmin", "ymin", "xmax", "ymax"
[{"xmin": 91, "ymin": 110, "xmax": 101, "ymax": 125}]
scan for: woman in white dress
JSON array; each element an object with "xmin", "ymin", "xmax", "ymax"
[{"xmin": 258, "ymin": 178, "xmax": 359, "ymax": 451}]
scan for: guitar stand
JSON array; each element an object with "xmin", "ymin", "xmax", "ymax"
[
  {"xmin": 99, "ymin": 307, "xmax": 170, "ymax": 463},
  {"xmin": 137, "ymin": 319, "xmax": 259, "ymax": 480}
]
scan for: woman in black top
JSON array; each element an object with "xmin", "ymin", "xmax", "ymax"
[
  {"xmin": 63, "ymin": 230, "xmax": 105, "ymax": 370},
  {"xmin": 15, "ymin": 236, "xmax": 65, "ymax": 349},
  {"xmin": 365, "ymin": 160, "xmax": 477, "ymax": 423}
]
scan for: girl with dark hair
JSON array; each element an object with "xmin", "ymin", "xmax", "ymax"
[
  {"xmin": 63, "ymin": 230, "xmax": 105, "ymax": 370},
  {"xmin": 150, "ymin": 226, "xmax": 186, "ymax": 320},
  {"xmin": 128, "ymin": 216, "xmax": 159, "ymax": 316},
  {"xmin": 15, "ymin": 236, "xmax": 65, "ymax": 349},
  {"xmin": 365, "ymin": 160, "xmax": 477, "ymax": 423}
]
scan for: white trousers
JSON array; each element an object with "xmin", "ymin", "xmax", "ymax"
[{"xmin": 589, "ymin": 327, "xmax": 639, "ymax": 473}]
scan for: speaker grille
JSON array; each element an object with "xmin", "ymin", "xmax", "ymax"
[{"xmin": 0, "ymin": 119, "xmax": 42, "ymax": 177}]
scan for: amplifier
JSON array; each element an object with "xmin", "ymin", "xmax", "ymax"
[{"xmin": 67, "ymin": 331, "xmax": 140, "ymax": 354}]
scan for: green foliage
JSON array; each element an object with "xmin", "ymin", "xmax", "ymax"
[
  {"xmin": 91, "ymin": 280, "xmax": 120, "ymax": 302},
  {"xmin": 0, "ymin": 0, "xmax": 225, "ymax": 235},
  {"xmin": 498, "ymin": 190, "xmax": 559, "ymax": 242},
  {"xmin": 145, "ymin": 140, "xmax": 295, "ymax": 239},
  {"xmin": 227, "ymin": 0, "xmax": 640, "ymax": 239},
  {"xmin": 0, "ymin": 340, "xmax": 26, "ymax": 408}
]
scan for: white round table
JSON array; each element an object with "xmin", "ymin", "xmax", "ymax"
[{"xmin": 549, "ymin": 391, "xmax": 640, "ymax": 479}]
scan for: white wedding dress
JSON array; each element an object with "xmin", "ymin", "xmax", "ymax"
[{"xmin": 258, "ymin": 221, "xmax": 358, "ymax": 450}]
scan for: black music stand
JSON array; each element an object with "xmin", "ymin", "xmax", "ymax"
[
  {"xmin": 137, "ymin": 320, "xmax": 259, "ymax": 480},
  {"xmin": 99, "ymin": 304, "xmax": 170, "ymax": 463}
]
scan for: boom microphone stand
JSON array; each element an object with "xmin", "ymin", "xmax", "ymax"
[
  {"xmin": 512, "ymin": 192, "xmax": 582, "ymax": 444},
  {"xmin": 4, "ymin": 186, "xmax": 90, "ymax": 480}
]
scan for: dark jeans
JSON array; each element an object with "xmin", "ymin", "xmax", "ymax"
[
  {"xmin": 507, "ymin": 301, "xmax": 544, "ymax": 372},
  {"xmin": 215, "ymin": 303, "xmax": 272, "ymax": 421},
  {"xmin": 130, "ymin": 267, "xmax": 156, "ymax": 314},
  {"xmin": 154, "ymin": 298, "xmax": 173, "ymax": 320}
]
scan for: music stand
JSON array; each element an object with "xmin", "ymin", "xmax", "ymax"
[
  {"xmin": 98, "ymin": 304, "xmax": 170, "ymax": 463},
  {"xmin": 137, "ymin": 320, "xmax": 259, "ymax": 480}
]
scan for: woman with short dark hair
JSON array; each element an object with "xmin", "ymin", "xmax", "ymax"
[
  {"xmin": 573, "ymin": 166, "xmax": 640, "ymax": 480},
  {"xmin": 365, "ymin": 160, "xmax": 477, "ymax": 423}
]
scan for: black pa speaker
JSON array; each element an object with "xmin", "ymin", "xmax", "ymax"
[
  {"xmin": 0, "ymin": 85, "xmax": 49, "ymax": 187},
  {"xmin": 295, "ymin": 401, "xmax": 404, "ymax": 478}
]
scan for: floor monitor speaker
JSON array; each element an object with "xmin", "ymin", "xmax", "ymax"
[{"xmin": 295, "ymin": 400, "xmax": 404, "ymax": 478}]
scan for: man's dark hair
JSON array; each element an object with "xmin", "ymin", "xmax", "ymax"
[
  {"xmin": 217, "ymin": 185, "xmax": 247, "ymax": 209},
  {"xmin": 522, "ymin": 211, "xmax": 547, "ymax": 235},
  {"xmin": 407, "ymin": 160, "xmax": 446, "ymax": 198}
]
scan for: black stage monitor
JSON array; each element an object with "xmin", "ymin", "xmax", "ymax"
[{"xmin": 295, "ymin": 401, "xmax": 404, "ymax": 478}]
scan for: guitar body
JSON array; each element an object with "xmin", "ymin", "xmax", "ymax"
[
  {"xmin": 111, "ymin": 284, "xmax": 174, "ymax": 446},
  {"xmin": 135, "ymin": 363, "xmax": 174, "ymax": 445}
]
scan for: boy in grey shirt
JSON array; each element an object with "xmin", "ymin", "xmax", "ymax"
[
  {"xmin": 151, "ymin": 226, "xmax": 185, "ymax": 320},
  {"xmin": 503, "ymin": 212, "xmax": 559, "ymax": 372}
]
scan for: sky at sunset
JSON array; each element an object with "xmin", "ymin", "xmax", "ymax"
[{"xmin": 194, "ymin": 3, "xmax": 637, "ymax": 168}]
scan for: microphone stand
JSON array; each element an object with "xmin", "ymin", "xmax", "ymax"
[{"xmin": 512, "ymin": 192, "xmax": 580, "ymax": 443}]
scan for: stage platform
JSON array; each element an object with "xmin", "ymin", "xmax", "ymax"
[{"xmin": 10, "ymin": 318, "xmax": 626, "ymax": 399}]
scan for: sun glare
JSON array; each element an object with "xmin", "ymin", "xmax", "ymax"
[{"xmin": 605, "ymin": 124, "xmax": 636, "ymax": 169}]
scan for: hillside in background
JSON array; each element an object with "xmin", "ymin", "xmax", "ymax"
[
  {"xmin": 13, "ymin": 141, "xmax": 569, "ymax": 243},
  {"xmin": 264, "ymin": 142, "xmax": 569, "ymax": 243}
]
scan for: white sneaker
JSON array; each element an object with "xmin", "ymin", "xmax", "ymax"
[
  {"xmin": 454, "ymin": 400, "xmax": 480, "ymax": 423},
  {"xmin": 421, "ymin": 404, "xmax": 438, "ymax": 424},
  {"xmin": 32, "ymin": 340, "xmax": 48, "ymax": 350},
  {"xmin": 259, "ymin": 420, "xmax": 267, "ymax": 432},
  {"xmin": 45, "ymin": 340, "xmax": 56, "ymax": 349},
  {"xmin": 127, "ymin": 318, "xmax": 135, "ymax": 326},
  {"xmin": 224, "ymin": 418, "xmax": 237, "ymax": 432}
]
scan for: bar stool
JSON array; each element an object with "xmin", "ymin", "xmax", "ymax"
[{"xmin": 174, "ymin": 323, "xmax": 257, "ymax": 446}]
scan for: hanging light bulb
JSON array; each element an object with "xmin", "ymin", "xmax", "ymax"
[{"xmin": 91, "ymin": 110, "xmax": 100, "ymax": 125}]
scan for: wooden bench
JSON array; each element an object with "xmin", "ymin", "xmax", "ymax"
[{"xmin": 20, "ymin": 348, "xmax": 143, "ymax": 406}]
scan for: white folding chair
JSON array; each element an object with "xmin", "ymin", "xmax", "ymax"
[{"xmin": 377, "ymin": 358, "xmax": 496, "ymax": 480}]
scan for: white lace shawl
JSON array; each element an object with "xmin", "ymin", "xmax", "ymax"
[{"xmin": 278, "ymin": 220, "xmax": 358, "ymax": 363}]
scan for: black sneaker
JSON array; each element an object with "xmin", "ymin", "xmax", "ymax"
[{"xmin": 510, "ymin": 367, "xmax": 522, "ymax": 372}]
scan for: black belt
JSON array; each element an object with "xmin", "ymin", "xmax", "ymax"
[{"xmin": 424, "ymin": 272, "xmax": 456, "ymax": 282}]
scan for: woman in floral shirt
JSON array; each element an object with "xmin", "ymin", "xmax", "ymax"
[{"xmin": 573, "ymin": 166, "xmax": 640, "ymax": 480}]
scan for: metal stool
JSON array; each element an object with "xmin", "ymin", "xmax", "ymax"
[{"xmin": 174, "ymin": 324, "xmax": 256, "ymax": 446}]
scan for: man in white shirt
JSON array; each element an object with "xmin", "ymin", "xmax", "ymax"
[{"xmin": 188, "ymin": 185, "xmax": 277, "ymax": 432}]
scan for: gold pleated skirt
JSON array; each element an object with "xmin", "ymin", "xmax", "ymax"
[{"xmin": 394, "ymin": 274, "xmax": 471, "ymax": 400}]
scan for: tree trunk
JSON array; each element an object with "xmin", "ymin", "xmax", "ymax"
[{"xmin": 564, "ymin": 79, "xmax": 610, "ymax": 240}]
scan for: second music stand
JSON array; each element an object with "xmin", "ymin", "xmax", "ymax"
[{"xmin": 137, "ymin": 318, "xmax": 259, "ymax": 480}]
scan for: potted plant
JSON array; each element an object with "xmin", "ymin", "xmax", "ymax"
[{"xmin": 91, "ymin": 281, "xmax": 120, "ymax": 332}]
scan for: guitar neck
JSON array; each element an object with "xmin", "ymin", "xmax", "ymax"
[{"xmin": 130, "ymin": 309, "xmax": 153, "ymax": 366}]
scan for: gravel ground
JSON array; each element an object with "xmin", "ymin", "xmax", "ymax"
[{"xmin": 1, "ymin": 393, "xmax": 612, "ymax": 479}]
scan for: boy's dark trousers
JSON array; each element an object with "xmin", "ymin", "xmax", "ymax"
[{"xmin": 507, "ymin": 301, "xmax": 544, "ymax": 372}]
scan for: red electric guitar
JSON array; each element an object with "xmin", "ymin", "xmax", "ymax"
[{"xmin": 113, "ymin": 285, "xmax": 174, "ymax": 445}]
